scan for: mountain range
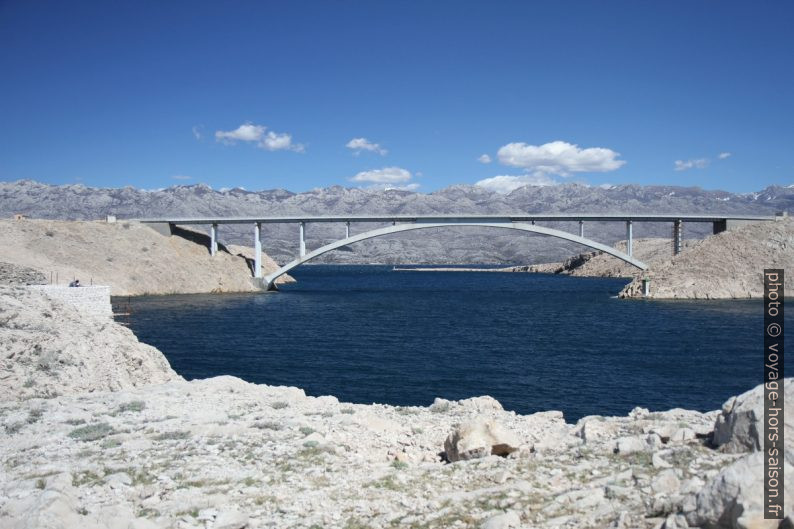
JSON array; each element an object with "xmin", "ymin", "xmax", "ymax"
[{"xmin": 2, "ymin": 180, "xmax": 792, "ymax": 265}]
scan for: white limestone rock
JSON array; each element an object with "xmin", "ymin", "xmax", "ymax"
[
  {"xmin": 713, "ymin": 380, "xmax": 793, "ymax": 455},
  {"xmin": 0, "ymin": 286, "xmax": 180, "ymax": 402},
  {"xmin": 651, "ymin": 469, "xmax": 681, "ymax": 496},
  {"xmin": 444, "ymin": 417, "xmax": 521, "ymax": 462},
  {"xmin": 686, "ymin": 451, "xmax": 793, "ymax": 529},
  {"xmin": 574, "ymin": 416, "xmax": 620, "ymax": 444},
  {"xmin": 614, "ymin": 434, "xmax": 662, "ymax": 455}
]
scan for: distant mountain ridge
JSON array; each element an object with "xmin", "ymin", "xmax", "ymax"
[{"xmin": 1, "ymin": 180, "xmax": 791, "ymax": 265}]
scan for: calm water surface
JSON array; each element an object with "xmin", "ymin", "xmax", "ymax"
[{"xmin": 120, "ymin": 265, "xmax": 790, "ymax": 422}]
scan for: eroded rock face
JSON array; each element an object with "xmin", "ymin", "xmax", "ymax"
[
  {"xmin": 686, "ymin": 451, "xmax": 793, "ymax": 529},
  {"xmin": 0, "ymin": 286, "xmax": 180, "ymax": 402},
  {"xmin": 444, "ymin": 417, "xmax": 521, "ymax": 462},
  {"xmin": 713, "ymin": 381, "xmax": 793, "ymax": 455}
]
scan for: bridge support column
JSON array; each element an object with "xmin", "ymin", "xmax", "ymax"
[
  {"xmin": 254, "ymin": 223, "xmax": 262, "ymax": 278},
  {"xmin": 578, "ymin": 220, "xmax": 584, "ymax": 237},
  {"xmin": 626, "ymin": 220, "xmax": 633, "ymax": 256},
  {"xmin": 673, "ymin": 219, "xmax": 683, "ymax": 255},
  {"xmin": 210, "ymin": 223, "xmax": 218, "ymax": 256},
  {"xmin": 345, "ymin": 221, "xmax": 350, "ymax": 239},
  {"xmin": 299, "ymin": 222, "xmax": 306, "ymax": 257}
]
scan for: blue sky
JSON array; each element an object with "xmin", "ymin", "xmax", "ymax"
[{"xmin": 1, "ymin": 1, "xmax": 792, "ymax": 193}]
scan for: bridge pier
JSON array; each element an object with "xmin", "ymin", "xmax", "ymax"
[
  {"xmin": 210, "ymin": 223, "xmax": 218, "ymax": 256},
  {"xmin": 626, "ymin": 220, "xmax": 633, "ymax": 256},
  {"xmin": 254, "ymin": 222, "xmax": 262, "ymax": 278},
  {"xmin": 345, "ymin": 221, "xmax": 350, "ymax": 239},
  {"xmin": 299, "ymin": 222, "xmax": 306, "ymax": 257},
  {"xmin": 578, "ymin": 220, "xmax": 584, "ymax": 237},
  {"xmin": 674, "ymin": 219, "xmax": 683, "ymax": 255}
]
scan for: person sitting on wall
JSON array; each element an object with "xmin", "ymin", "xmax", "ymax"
[{"xmin": 69, "ymin": 279, "xmax": 81, "ymax": 287}]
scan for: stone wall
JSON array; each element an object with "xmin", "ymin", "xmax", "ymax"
[{"xmin": 28, "ymin": 285, "xmax": 112, "ymax": 317}]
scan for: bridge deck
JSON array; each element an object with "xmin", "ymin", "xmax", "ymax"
[
  {"xmin": 136, "ymin": 213, "xmax": 779, "ymax": 290},
  {"xmin": 139, "ymin": 214, "xmax": 777, "ymax": 225}
]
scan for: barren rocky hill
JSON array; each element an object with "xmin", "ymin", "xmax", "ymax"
[
  {"xmin": 0, "ymin": 219, "xmax": 290, "ymax": 296},
  {"xmin": 506, "ymin": 218, "xmax": 793, "ymax": 299},
  {"xmin": 0, "ymin": 285, "xmax": 790, "ymax": 528},
  {"xmin": 620, "ymin": 217, "xmax": 794, "ymax": 299},
  {"xmin": 2, "ymin": 179, "xmax": 791, "ymax": 265}
]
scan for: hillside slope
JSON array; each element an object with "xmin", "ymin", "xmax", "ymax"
[
  {"xmin": 620, "ymin": 217, "xmax": 794, "ymax": 299},
  {"xmin": 0, "ymin": 219, "xmax": 290, "ymax": 296}
]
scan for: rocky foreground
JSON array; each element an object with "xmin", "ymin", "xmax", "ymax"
[{"xmin": 1, "ymin": 287, "xmax": 792, "ymax": 529}]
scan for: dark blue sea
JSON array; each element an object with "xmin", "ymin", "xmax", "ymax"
[{"xmin": 119, "ymin": 265, "xmax": 790, "ymax": 422}]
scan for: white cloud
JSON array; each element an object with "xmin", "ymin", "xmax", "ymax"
[
  {"xmin": 216, "ymin": 123, "xmax": 265, "ymax": 143},
  {"xmin": 215, "ymin": 122, "xmax": 304, "ymax": 152},
  {"xmin": 346, "ymin": 137, "xmax": 387, "ymax": 156},
  {"xmin": 674, "ymin": 158, "xmax": 709, "ymax": 171},
  {"xmin": 350, "ymin": 166, "xmax": 412, "ymax": 184},
  {"xmin": 261, "ymin": 131, "xmax": 304, "ymax": 152},
  {"xmin": 192, "ymin": 125, "xmax": 203, "ymax": 140},
  {"xmin": 474, "ymin": 174, "xmax": 560, "ymax": 194},
  {"xmin": 171, "ymin": 175, "xmax": 191, "ymax": 180},
  {"xmin": 497, "ymin": 141, "xmax": 625, "ymax": 176},
  {"xmin": 478, "ymin": 154, "xmax": 492, "ymax": 164},
  {"xmin": 718, "ymin": 152, "xmax": 732, "ymax": 159}
]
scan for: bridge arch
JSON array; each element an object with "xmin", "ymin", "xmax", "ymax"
[{"xmin": 262, "ymin": 222, "xmax": 647, "ymax": 290}]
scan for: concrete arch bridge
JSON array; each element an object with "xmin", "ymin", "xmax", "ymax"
[{"xmin": 141, "ymin": 214, "xmax": 776, "ymax": 291}]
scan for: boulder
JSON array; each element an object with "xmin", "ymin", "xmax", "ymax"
[
  {"xmin": 613, "ymin": 434, "xmax": 662, "ymax": 455},
  {"xmin": 713, "ymin": 380, "xmax": 793, "ymax": 454},
  {"xmin": 444, "ymin": 417, "xmax": 521, "ymax": 462},
  {"xmin": 686, "ymin": 452, "xmax": 793, "ymax": 529},
  {"xmin": 670, "ymin": 427, "xmax": 696, "ymax": 443},
  {"xmin": 651, "ymin": 469, "xmax": 681, "ymax": 497},
  {"xmin": 574, "ymin": 416, "xmax": 620, "ymax": 444}
]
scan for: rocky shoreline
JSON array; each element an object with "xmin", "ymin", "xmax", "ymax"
[{"xmin": 1, "ymin": 286, "xmax": 791, "ymax": 529}]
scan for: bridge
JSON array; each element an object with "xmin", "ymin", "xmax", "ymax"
[{"xmin": 141, "ymin": 214, "xmax": 777, "ymax": 291}]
